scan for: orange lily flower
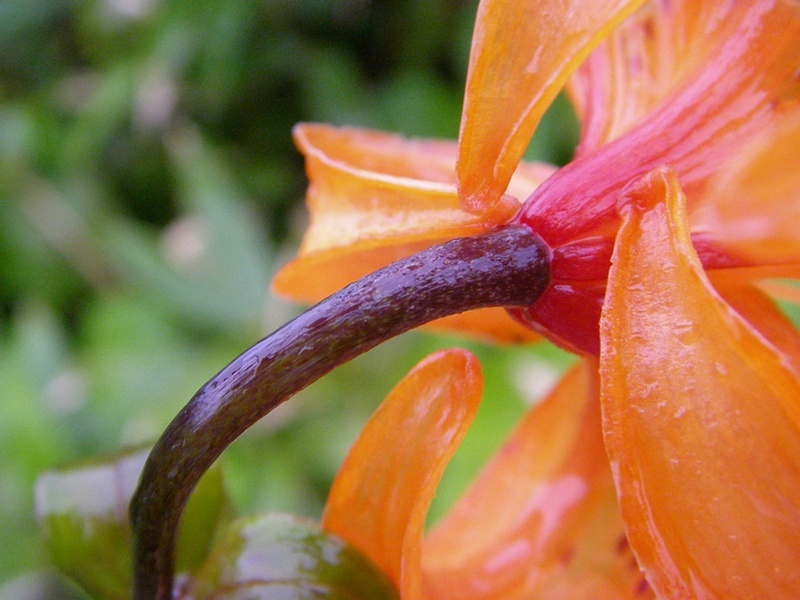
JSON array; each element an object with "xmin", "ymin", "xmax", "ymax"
[
  {"xmin": 274, "ymin": 0, "xmax": 800, "ymax": 598},
  {"xmin": 325, "ymin": 350, "xmax": 649, "ymax": 598}
]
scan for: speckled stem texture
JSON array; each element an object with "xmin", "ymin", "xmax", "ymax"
[{"xmin": 130, "ymin": 224, "xmax": 550, "ymax": 600}]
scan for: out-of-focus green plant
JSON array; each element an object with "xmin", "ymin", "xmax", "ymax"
[
  {"xmin": 1, "ymin": 0, "xmax": 579, "ymax": 596},
  {"xmin": 35, "ymin": 447, "xmax": 228, "ymax": 600},
  {"xmin": 36, "ymin": 446, "xmax": 399, "ymax": 599}
]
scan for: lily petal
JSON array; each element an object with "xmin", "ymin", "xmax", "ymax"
[
  {"xmin": 273, "ymin": 124, "xmax": 551, "ymax": 342},
  {"xmin": 422, "ymin": 361, "xmax": 652, "ymax": 599},
  {"xmin": 718, "ymin": 282, "xmax": 800, "ymax": 377},
  {"xmin": 456, "ymin": 0, "xmax": 645, "ymax": 217},
  {"xmin": 521, "ymin": 0, "xmax": 800, "ymax": 247},
  {"xmin": 756, "ymin": 280, "xmax": 800, "ymax": 307},
  {"xmin": 691, "ymin": 110, "xmax": 800, "ymax": 265},
  {"xmin": 322, "ymin": 349, "xmax": 482, "ymax": 598},
  {"xmin": 569, "ymin": 1, "xmax": 785, "ymax": 153},
  {"xmin": 600, "ymin": 168, "xmax": 800, "ymax": 598}
]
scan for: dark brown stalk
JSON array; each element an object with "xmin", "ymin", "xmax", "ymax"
[{"xmin": 130, "ymin": 224, "xmax": 550, "ymax": 600}]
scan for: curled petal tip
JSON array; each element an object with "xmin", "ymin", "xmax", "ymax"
[
  {"xmin": 323, "ymin": 349, "xmax": 483, "ymax": 594},
  {"xmin": 616, "ymin": 166, "xmax": 676, "ymax": 216}
]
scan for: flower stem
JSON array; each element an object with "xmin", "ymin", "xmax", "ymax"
[{"xmin": 130, "ymin": 224, "xmax": 550, "ymax": 600}]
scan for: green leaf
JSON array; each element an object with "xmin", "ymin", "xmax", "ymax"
[
  {"xmin": 35, "ymin": 446, "xmax": 229, "ymax": 600},
  {"xmin": 34, "ymin": 448, "xmax": 145, "ymax": 600},
  {"xmin": 191, "ymin": 513, "xmax": 399, "ymax": 600}
]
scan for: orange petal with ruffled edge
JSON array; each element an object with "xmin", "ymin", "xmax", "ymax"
[
  {"xmin": 456, "ymin": 0, "xmax": 645, "ymax": 216},
  {"xmin": 272, "ymin": 123, "xmax": 552, "ymax": 343},
  {"xmin": 600, "ymin": 168, "xmax": 800, "ymax": 598},
  {"xmin": 422, "ymin": 361, "xmax": 652, "ymax": 599},
  {"xmin": 691, "ymin": 110, "xmax": 800, "ymax": 265},
  {"xmin": 322, "ymin": 349, "xmax": 482, "ymax": 598}
]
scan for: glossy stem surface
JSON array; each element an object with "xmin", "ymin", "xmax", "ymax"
[{"xmin": 130, "ymin": 224, "xmax": 550, "ymax": 600}]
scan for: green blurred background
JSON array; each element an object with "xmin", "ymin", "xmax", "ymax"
[{"xmin": 0, "ymin": 0, "xmax": 579, "ymax": 597}]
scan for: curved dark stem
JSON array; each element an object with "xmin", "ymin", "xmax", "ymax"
[{"xmin": 130, "ymin": 224, "xmax": 550, "ymax": 600}]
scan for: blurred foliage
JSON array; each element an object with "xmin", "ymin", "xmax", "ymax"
[
  {"xmin": 35, "ymin": 447, "xmax": 228, "ymax": 600},
  {"xmin": 0, "ymin": 0, "xmax": 579, "ymax": 596}
]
